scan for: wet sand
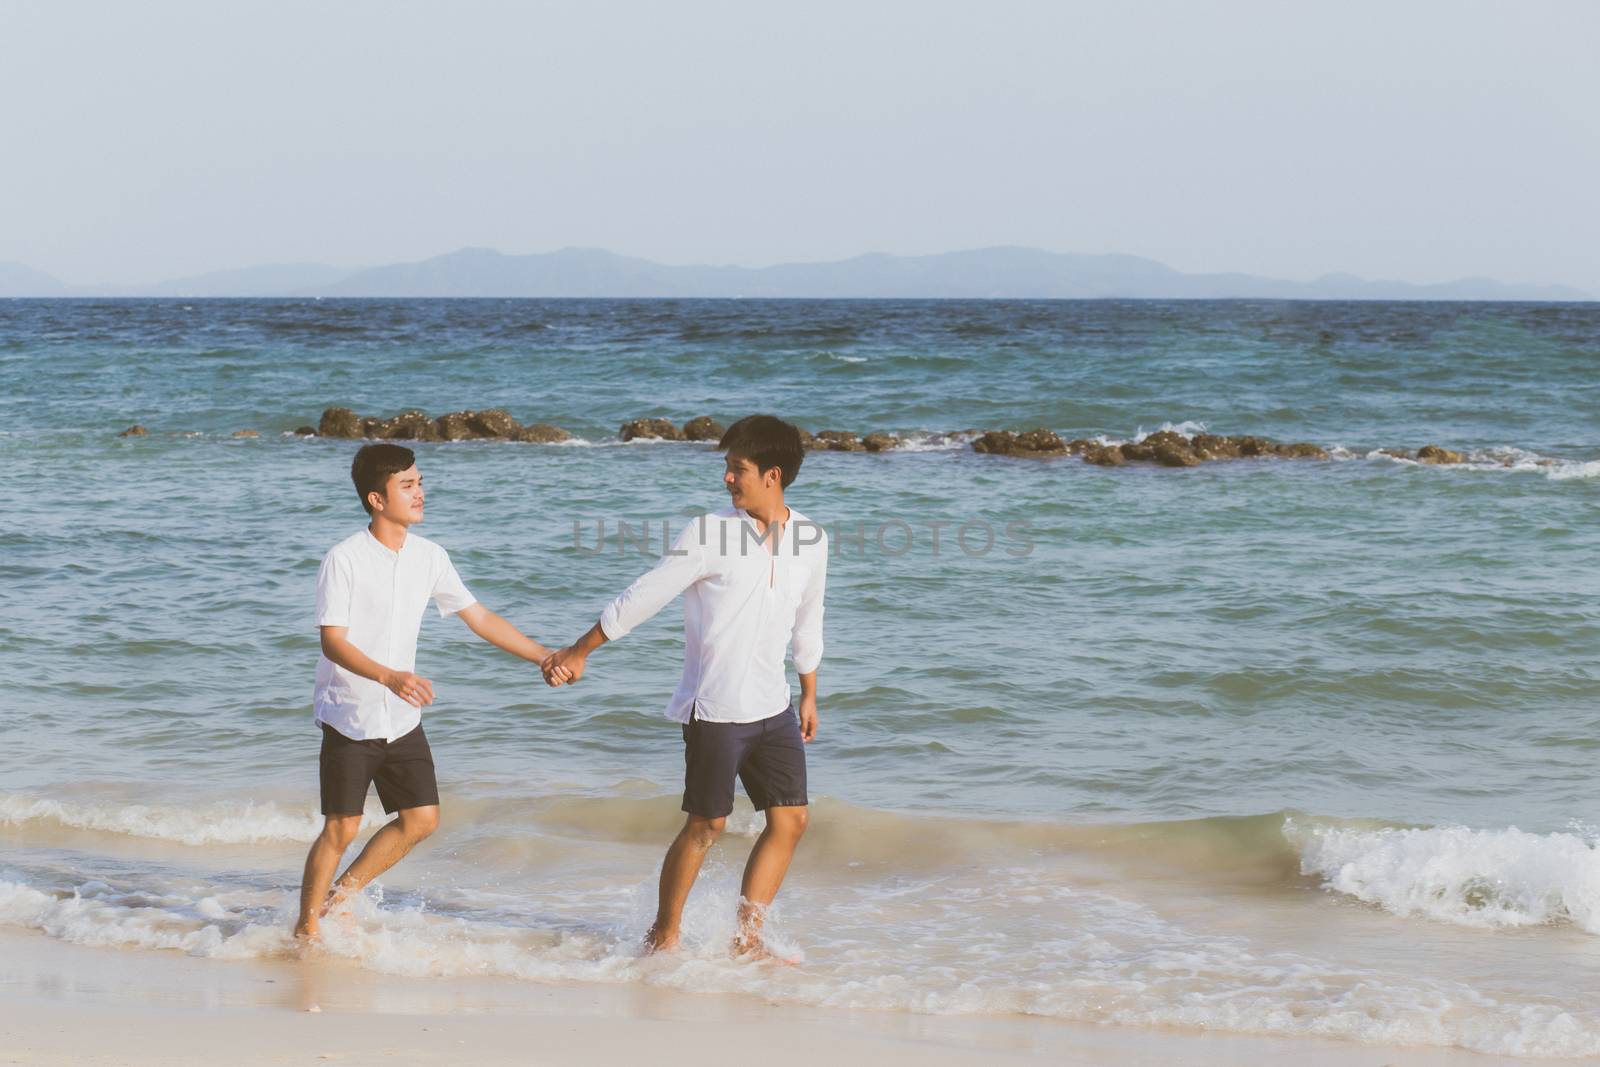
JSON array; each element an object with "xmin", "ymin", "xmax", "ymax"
[{"xmin": 0, "ymin": 930, "xmax": 1531, "ymax": 1067}]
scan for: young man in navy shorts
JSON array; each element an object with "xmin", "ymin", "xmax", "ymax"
[
  {"xmin": 546, "ymin": 415, "xmax": 828, "ymax": 957},
  {"xmin": 296, "ymin": 443, "xmax": 568, "ymax": 941}
]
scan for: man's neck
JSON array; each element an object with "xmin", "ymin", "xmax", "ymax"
[
  {"xmin": 368, "ymin": 516, "xmax": 409, "ymax": 552},
  {"xmin": 743, "ymin": 497, "xmax": 789, "ymax": 531}
]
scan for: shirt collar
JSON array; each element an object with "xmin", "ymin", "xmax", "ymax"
[
  {"xmin": 735, "ymin": 506, "xmax": 792, "ymax": 547},
  {"xmin": 363, "ymin": 527, "xmax": 408, "ymax": 558}
]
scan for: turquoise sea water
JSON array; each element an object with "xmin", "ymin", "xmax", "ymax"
[{"xmin": 3, "ymin": 299, "xmax": 1599, "ymax": 1056}]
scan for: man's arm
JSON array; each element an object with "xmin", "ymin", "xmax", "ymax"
[
  {"xmin": 791, "ymin": 536, "xmax": 827, "ymax": 742},
  {"xmin": 320, "ymin": 626, "xmax": 434, "ymax": 707},
  {"xmin": 456, "ymin": 603, "xmax": 569, "ymax": 683},
  {"xmin": 545, "ymin": 520, "xmax": 707, "ymax": 685},
  {"xmin": 797, "ymin": 669, "xmax": 818, "ymax": 741}
]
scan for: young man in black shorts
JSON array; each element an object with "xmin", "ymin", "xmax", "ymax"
[
  {"xmin": 296, "ymin": 443, "xmax": 568, "ymax": 941},
  {"xmin": 545, "ymin": 415, "xmax": 828, "ymax": 957}
]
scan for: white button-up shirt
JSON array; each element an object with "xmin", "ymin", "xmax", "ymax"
[
  {"xmin": 313, "ymin": 529, "xmax": 477, "ymax": 741},
  {"xmin": 600, "ymin": 506, "xmax": 827, "ymax": 724}
]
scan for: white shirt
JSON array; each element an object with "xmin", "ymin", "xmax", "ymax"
[
  {"xmin": 313, "ymin": 529, "xmax": 477, "ymax": 741},
  {"xmin": 600, "ymin": 506, "xmax": 827, "ymax": 724}
]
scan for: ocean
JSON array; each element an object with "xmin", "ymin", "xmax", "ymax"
[{"xmin": 3, "ymin": 298, "xmax": 1599, "ymax": 1056}]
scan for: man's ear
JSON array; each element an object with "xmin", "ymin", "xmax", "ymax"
[{"xmin": 368, "ymin": 490, "xmax": 385, "ymax": 514}]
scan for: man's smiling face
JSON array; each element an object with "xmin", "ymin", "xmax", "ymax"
[
  {"xmin": 374, "ymin": 464, "xmax": 425, "ymax": 525},
  {"xmin": 723, "ymin": 452, "xmax": 774, "ymax": 510}
]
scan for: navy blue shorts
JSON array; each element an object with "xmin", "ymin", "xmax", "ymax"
[
  {"xmin": 681, "ymin": 705, "xmax": 808, "ymax": 818},
  {"xmin": 318, "ymin": 722, "xmax": 440, "ymax": 816}
]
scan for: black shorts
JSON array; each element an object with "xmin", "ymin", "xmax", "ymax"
[
  {"xmin": 318, "ymin": 722, "xmax": 440, "ymax": 816},
  {"xmin": 681, "ymin": 705, "xmax": 808, "ymax": 819}
]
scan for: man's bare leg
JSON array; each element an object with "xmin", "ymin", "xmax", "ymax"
[
  {"xmin": 733, "ymin": 805, "xmax": 809, "ymax": 958},
  {"xmin": 295, "ymin": 814, "xmax": 363, "ymax": 941},
  {"xmin": 321, "ymin": 805, "xmax": 440, "ymax": 914},
  {"xmin": 645, "ymin": 814, "xmax": 725, "ymax": 952}
]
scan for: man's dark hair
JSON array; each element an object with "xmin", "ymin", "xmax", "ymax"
[
  {"xmin": 719, "ymin": 415, "xmax": 804, "ymax": 488},
  {"xmin": 351, "ymin": 443, "xmax": 417, "ymax": 515}
]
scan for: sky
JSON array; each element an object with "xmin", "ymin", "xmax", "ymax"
[{"xmin": 2, "ymin": 0, "xmax": 1597, "ymax": 292}]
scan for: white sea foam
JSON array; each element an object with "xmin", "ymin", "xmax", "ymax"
[
  {"xmin": 1328, "ymin": 444, "xmax": 1598, "ymax": 481},
  {"xmin": 894, "ymin": 430, "xmax": 980, "ymax": 452},
  {"xmin": 0, "ymin": 793, "xmax": 386, "ymax": 846},
  {"xmin": 2, "ymin": 864, "xmax": 1596, "ymax": 1057},
  {"xmin": 1129, "ymin": 419, "xmax": 1209, "ymax": 443},
  {"xmin": 1547, "ymin": 459, "xmax": 1600, "ymax": 481},
  {"xmin": 1289, "ymin": 820, "xmax": 1600, "ymax": 933},
  {"xmin": 547, "ymin": 435, "xmax": 707, "ymax": 448}
]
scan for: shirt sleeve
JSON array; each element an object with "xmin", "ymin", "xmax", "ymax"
[
  {"xmin": 790, "ymin": 532, "xmax": 827, "ymax": 674},
  {"xmin": 599, "ymin": 518, "xmax": 708, "ymax": 641},
  {"xmin": 431, "ymin": 552, "xmax": 478, "ymax": 617},
  {"xmin": 315, "ymin": 551, "xmax": 355, "ymax": 627}
]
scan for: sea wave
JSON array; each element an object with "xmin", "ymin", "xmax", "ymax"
[
  {"xmin": 1290, "ymin": 819, "xmax": 1600, "ymax": 933},
  {"xmin": 0, "ymin": 793, "xmax": 386, "ymax": 846},
  {"xmin": 11, "ymin": 787, "xmax": 1600, "ymax": 945}
]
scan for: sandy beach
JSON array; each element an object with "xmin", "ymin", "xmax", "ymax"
[{"xmin": 1, "ymin": 929, "xmax": 1540, "ymax": 1067}]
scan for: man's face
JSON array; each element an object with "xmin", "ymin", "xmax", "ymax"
[
  {"xmin": 374, "ymin": 464, "xmax": 425, "ymax": 524},
  {"xmin": 723, "ymin": 452, "xmax": 773, "ymax": 508}
]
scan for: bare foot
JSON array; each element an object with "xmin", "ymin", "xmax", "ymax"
[
  {"xmin": 318, "ymin": 886, "xmax": 353, "ymax": 920},
  {"xmin": 643, "ymin": 924, "xmax": 680, "ymax": 954},
  {"xmin": 292, "ymin": 921, "xmax": 322, "ymax": 947},
  {"xmin": 319, "ymin": 888, "xmax": 361, "ymax": 933},
  {"xmin": 730, "ymin": 934, "xmax": 798, "ymax": 966}
]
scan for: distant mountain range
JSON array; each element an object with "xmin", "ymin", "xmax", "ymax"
[{"xmin": 1, "ymin": 246, "xmax": 1590, "ymax": 301}]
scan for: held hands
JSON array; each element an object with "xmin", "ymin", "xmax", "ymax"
[
  {"xmin": 383, "ymin": 670, "xmax": 435, "ymax": 708},
  {"xmin": 541, "ymin": 646, "xmax": 587, "ymax": 688}
]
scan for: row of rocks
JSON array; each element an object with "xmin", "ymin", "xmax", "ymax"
[
  {"xmin": 971, "ymin": 428, "xmax": 1331, "ymax": 466},
  {"xmin": 116, "ymin": 413, "xmax": 1475, "ymax": 467},
  {"xmin": 971, "ymin": 430, "xmax": 1471, "ymax": 466},
  {"xmin": 315, "ymin": 407, "xmax": 572, "ymax": 443}
]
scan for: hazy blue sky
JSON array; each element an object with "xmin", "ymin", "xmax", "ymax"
[{"xmin": 3, "ymin": 0, "xmax": 1597, "ymax": 290}]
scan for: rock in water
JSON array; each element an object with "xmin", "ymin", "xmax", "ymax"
[
  {"xmin": 432, "ymin": 411, "xmax": 473, "ymax": 440},
  {"xmin": 1229, "ymin": 435, "xmax": 1277, "ymax": 458},
  {"xmin": 118, "ymin": 425, "xmax": 148, "ymax": 437},
  {"xmin": 812, "ymin": 430, "xmax": 865, "ymax": 452},
  {"xmin": 1142, "ymin": 429, "xmax": 1189, "ymax": 450},
  {"xmin": 1417, "ymin": 444, "xmax": 1466, "ymax": 465},
  {"xmin": 318, "ymin": 408, "xmax": 362, "ymax": 439},
  {"xmin": 971, "ymin": 431, "xmax": 1016, "ymax": 455},
  {"xmin": 620, "ymin": 418, "xmax": 684, "ymax": 441},
  {"xmin": 514, "ymin": 423, "xmax": 571, "ymax": 443},
  {"xmin": 374, "ymin": 410, "xmax": 440, "ymax": 441},
  {"xmin": 467, "ymin": 408, "xmax": 520, "ymax": 439},
  {"xmin": 681, "ymin": 416, "xmax": 725, "ymax": 442},
  {"xmin": 1191, "ymin": 434, "xmax": 1240, "ymax": 460},
  {"xmin": 862, "ymin": 433, "xmax": 901, "ymax": 452},
  {"xmin": 1014, "ymin": 429, "xmax": 1066, "ymax": 454},
  {"xmin": 973, "ymin": 429, "xmax": 1066, "ymax": 457},
  {"xmin": 1152, "ymin": 442, "xmax": 1201, "ymax": 467},
  {"xmin": 1277, "ymin": 442, "xmax": 1329, "ymax": 459}
]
